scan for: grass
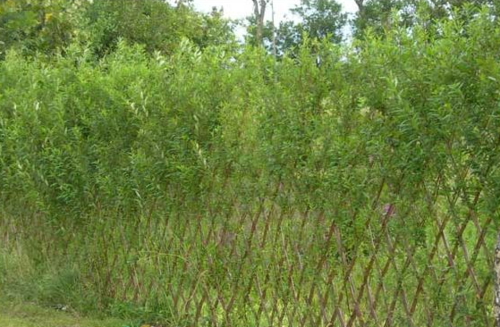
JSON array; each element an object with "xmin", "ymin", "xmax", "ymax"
[
  {"xmin": 0, "ymin": 300, "xmax": 126, "ymax": 327},
  {"xmin": 0, "ymin": 249, "xmax": 130, "ymax": 327}
]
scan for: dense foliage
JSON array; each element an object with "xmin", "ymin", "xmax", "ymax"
[{"xmin": 1, "ymin": 1, "xmax": 500, "ymax": 326}]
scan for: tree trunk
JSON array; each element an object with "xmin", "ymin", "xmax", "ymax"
[
  {"xmin": 495, "ymin": 231, "xmax": 500, "ymax": 326},
  {"xmin": 271, "ymin": 0, "xmax": 276, "ymax": 57},
  {"xmin": 354, "ymin": 0, "xmax": 365, "ymax": 15},
  {"xmin": 252, "ymin": 0, "xmax": 267, "ymax": 46}
]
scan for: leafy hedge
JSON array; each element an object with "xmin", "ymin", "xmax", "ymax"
[{"xmin": 1, "ymin": 10, "xmax": 498, "ymax": 215}]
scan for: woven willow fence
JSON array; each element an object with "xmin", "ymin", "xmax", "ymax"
[
  {"xmin": 95, "ymin": 175, "xmax": 494, "ymax": 327},
  {"xmin": 3, "ymin": 155, "xmax": 496, "ymax": 327}
]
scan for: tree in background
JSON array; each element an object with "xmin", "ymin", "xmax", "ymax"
[
  {"xmin": 290, "ymin": 0, "xmax": 347, "ymax": 43},
  {"xmin": 352, "ymin": 0, "xmax": 429, "ymax": 39},
  {"xmin": 82, "ymin": 0, "xmax": 236, "ymax": 57},
  {"xmin": 0, "ymin": 0, "xmax": 236, "ymax": 58},
  {"xmin": 353, "ymin": 0, "xmax": 499, "ymax": 39},
  {"xmin": 247, "ymin": 0, "xmax": 347, "ymax": 55},
  {"xmin": 425, "ymin": 0, "xmax": 499, "ymax": 19},
  {"xmin": 196, "ymin": 7, "xmax": 237, "ymax": 48},
  {"xmin": 250, "ymin": 0, "xmax": 270, "ymax": 46},
  {"xmin": 0, "ymin": 0, "xmax": 82, "ymax": 57}
]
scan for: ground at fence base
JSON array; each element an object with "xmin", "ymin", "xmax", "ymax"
[{"xmin": 0, "ymin": 300, "xmax": 126, "ymax": 327}]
